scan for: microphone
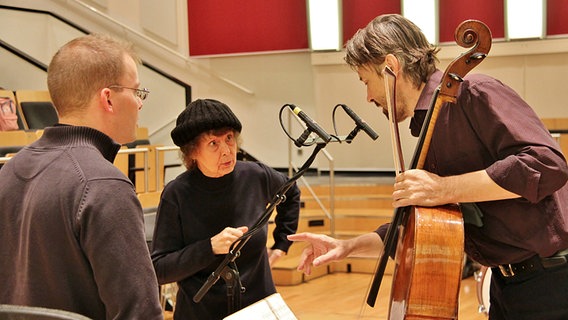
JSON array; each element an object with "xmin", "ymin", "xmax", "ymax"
[
  {"xmin": 294, "ymin": 129, "xmax": 312, "ymax": 148},
  {"xmin": 288, "ymin": 104, "xmax": 332, "ymax": 145},
  {"xmin": 341, "ymin": 104, "xmax": 379, "ymax": 141}
]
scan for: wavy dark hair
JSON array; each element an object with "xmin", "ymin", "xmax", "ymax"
[{"xmin": 344, "ymin": 14, "xmax": 440, "ymax": 88}]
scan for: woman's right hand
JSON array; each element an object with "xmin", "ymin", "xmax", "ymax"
[{"xmin": 211, "ymin": 226, "xmax": 248, "ymax": 254}]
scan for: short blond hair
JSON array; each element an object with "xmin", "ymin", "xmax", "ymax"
[{"xmin": 47, "ymin": 33, "xmax": 139, "ymax": 116}]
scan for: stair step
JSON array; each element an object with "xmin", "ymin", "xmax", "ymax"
[
  {"xmin": 302, "ymin": 208, "xmax": 393, "ymax": 216},
  {"xmin": 299, "ymin": 184, "xmax": 394, "ymax": 196},
  {"xmin": 271, "ymin": 254, "xmax": 330, "ymax": 286},
  {"xmin": 271, "ymin": 255, "xmax": 393, "ymax": 286},
  {"xmin": 270, "ymin": 181, "xmax": 396, "ymax": 286},
  {"xmin": 301, "ymin": 193, "xmax": 392, "ymax": 201},
  {"xmin": 302, "ymin": 198, "xmax": 393, "ymax": 210}
]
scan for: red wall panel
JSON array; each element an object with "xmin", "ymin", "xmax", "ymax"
[
  {"xmin": 547, "ymin": 0, "xmax": 568, "ymax": 36},
  {"xmin": 342, "ymin": 0, "xmax": 401, "ymax": 45},
  {"xmin": 187, "ymin": 1, "xmax": 567, "ymax": 56},
  {"xmin": 439, "ymin": 0, "xmax": 504, "ymax": 43},
  {"xmin": 187, "ymin": 0, "xmax": 308, "ymax": 56}
]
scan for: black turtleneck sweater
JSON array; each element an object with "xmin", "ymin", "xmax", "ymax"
[{"xmin": 151, "ymin": 161, "xmax": 300, "ymax": 320}]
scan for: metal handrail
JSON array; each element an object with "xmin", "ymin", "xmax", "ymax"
[
  {"xmin": 290, "ymin": 148, "xmax": 335, "ymax": 237},
  {"xmin": 66, "ymin": 0, "xmax": 254, "ymax": 95},
  {"xmin": 287, "ymin": 110, "xmax": 336, "ymax": 237},
  {"xmin": 290, "ymin": 164, "xmax": 330, "ymax": 219}
]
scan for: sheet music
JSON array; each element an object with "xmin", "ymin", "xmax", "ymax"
[{"xmin": 223, "ymin": 293, "xmax": 297, "ymax": 320}]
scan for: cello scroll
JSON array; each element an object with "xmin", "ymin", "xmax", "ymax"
[
  {"xmin": 416, "ymin": 20, "xmax": 492, "ymax": 169},
  {"xmin": 439, "ymin": 20, "xmax": 492, "ymax": 102}
]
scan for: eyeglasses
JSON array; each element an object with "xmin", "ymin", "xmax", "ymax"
[{"xmin": 108, "ymin": 85, "xmax": 150, "ymax": 101}]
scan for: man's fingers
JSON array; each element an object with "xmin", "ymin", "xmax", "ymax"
[
  {"xmin": 288, "ymin": 232, "xmax": 313, "ymax": 242},
  {"xmin": 297, "ymin": 246, "xmax": 314, "ymax": 275}
]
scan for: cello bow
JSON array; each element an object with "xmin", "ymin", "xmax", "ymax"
[{"xmin": 366, "ymin": 20, "xmax": 492, "ymax": 316}]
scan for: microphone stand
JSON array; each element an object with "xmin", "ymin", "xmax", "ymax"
[
  {"xmin": 193, "ymin": 130, "xmax": 363, "ymax": 314},
  {"xmin": 193, "ymin": 141, "xmax": 326, "ymax": 313}
]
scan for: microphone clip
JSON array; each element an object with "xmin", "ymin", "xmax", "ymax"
[
  {"xmin": 294, "ymin": 129, "xmax": 312, "ymax": 147},
  {"xmin": 345, "ymin": 126, "xmax": 362, "ymax": 144}
]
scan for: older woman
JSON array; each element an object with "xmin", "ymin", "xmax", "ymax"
[{"xmin": 151, "ymin": 98, "xmax": 300, "ymax": 320}]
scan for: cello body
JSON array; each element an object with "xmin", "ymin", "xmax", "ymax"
[{"xmin": 389, "ymin": 205, "xmax": 464, "ymax": 319}]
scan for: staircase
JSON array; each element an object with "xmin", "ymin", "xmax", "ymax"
[{"xmin": 270, "ymin": 176, "xmax": 396, "ymax": 286}]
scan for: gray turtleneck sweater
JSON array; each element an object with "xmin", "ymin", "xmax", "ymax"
[{"xmin": 0, "ymin": 125, "xmax": 163, "ymax": 320}]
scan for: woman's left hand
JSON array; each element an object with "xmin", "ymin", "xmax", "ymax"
[{"xmin": 267, "ymin": 248, "xmax": 285, "ymax": 267}]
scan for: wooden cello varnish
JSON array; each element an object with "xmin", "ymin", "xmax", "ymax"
[{"xmin": 389, "ymin": 205, "xmax": 464, "ymax": 319}]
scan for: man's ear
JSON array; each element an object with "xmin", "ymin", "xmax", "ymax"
[
  {"xmin": 384, "ymin": 54, "xmax": 400, "ymax": 75},
  {"xmin": 101, "ymin": 88, "xmax": 113, "ymax": 112}
]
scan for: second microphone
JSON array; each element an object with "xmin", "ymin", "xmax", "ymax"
[{"xmin": 288, "ymin": 104, "xmax": 332, "ymax": 145}]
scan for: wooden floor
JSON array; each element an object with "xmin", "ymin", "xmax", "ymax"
[
  {"xmin": 272, "ymin": 178, "xmax": 488, "ymax": 319},
  {"xmin": 276, "ymin": 272, "xmax": 487, "ymax": 320}
]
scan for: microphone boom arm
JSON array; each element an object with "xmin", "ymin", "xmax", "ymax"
[{"xmin": 193, "ymin": 142, "xmax": 327, "ymax": 304}]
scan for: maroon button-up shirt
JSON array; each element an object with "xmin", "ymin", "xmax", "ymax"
[{"xmin": 379, "ymin": 70, "xmax": 568, "ymax": 266}]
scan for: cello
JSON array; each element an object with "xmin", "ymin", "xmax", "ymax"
[{"xmin": 366, "ymin": 20, "xmax": 492, "ymax": 319}]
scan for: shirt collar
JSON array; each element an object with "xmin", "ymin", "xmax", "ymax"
[{"xmin": 409, "ymin": 69, "xmax": 443, "ymax": 137}]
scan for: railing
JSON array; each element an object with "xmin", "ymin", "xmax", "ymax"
[
  {"xmin": 290, "ymin": 149, "xmax": 335, "ymax": 237},
  {"xmin": 66, "ymin": 0, "xmax": 253, "ymax": 96},
  {"xmin": 155, "ymin": 145, "xmax": 181, "ymax": 190},
  {"xmin": 0, "ymin": 4, "xmax": 193, "ymax": 140},
  {"xmin": 287, "ymin": 111, "xmax": 336, "ymax": 237},
  {"xmin": 0, "ymin": 148, "xmax": 153, "ymax": 194}
]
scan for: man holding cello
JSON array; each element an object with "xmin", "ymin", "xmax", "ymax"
[{"xmin": 288, "ymin": 14, "xmax": 568, "ymax": 320}]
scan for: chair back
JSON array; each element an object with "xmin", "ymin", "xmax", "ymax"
[
  {"xmin": 0, "ymin": 304, "xmax": 92, "ymax": 320},
  {"xmin": 14, "ymin": 90, "xmax": 58, "ymax": 130}
]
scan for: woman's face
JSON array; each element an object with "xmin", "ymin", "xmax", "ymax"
[{"xmin": 193, "ymin": 129, "xmax": 238, "ymax": 178}]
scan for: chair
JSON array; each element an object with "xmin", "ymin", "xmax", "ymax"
[
  {"xmin": 138, "ymin": 191, "xmax": 162, "ymax": 247},
  {"xmin": 15, "ymin": 90, "xmax": 58, "ymax": 130},
  {"xmin": 0, "ymin": 304, "xmax": 91, "ymax": 319}
]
